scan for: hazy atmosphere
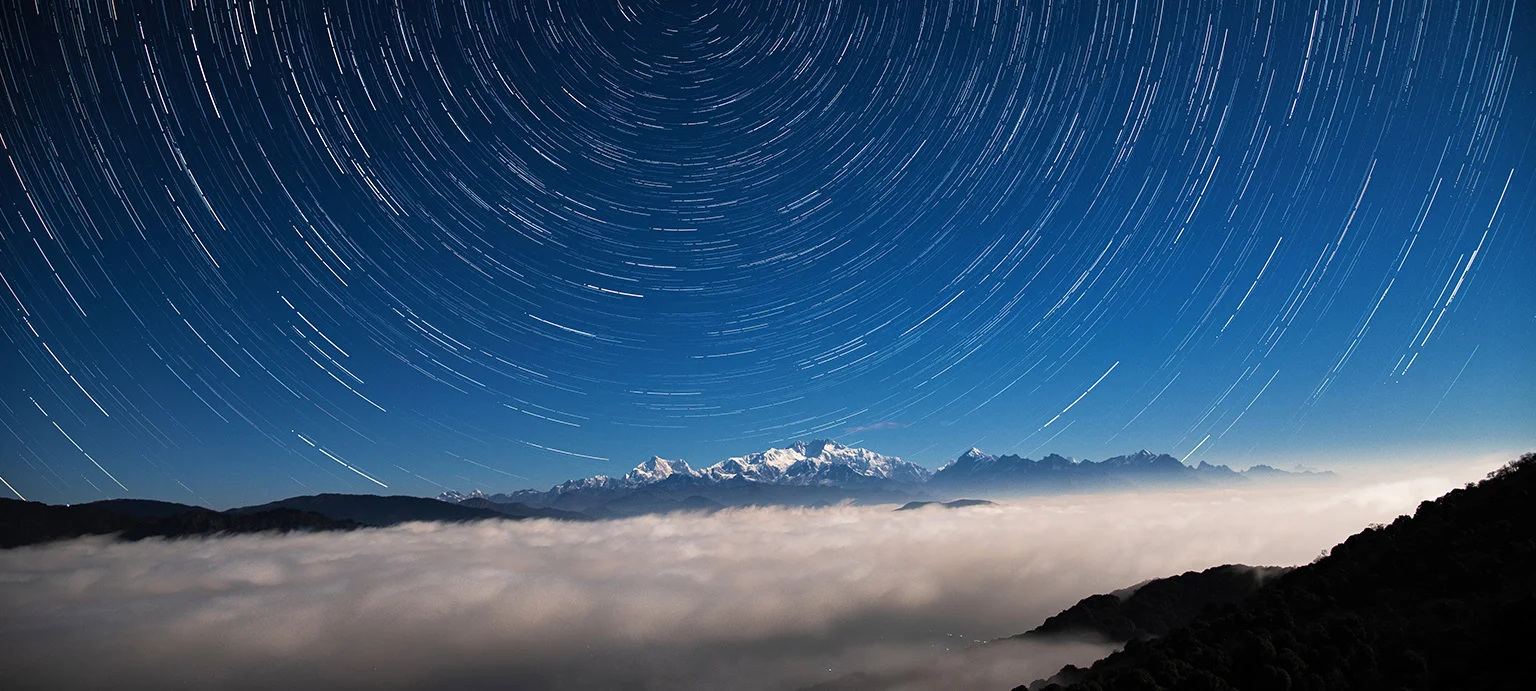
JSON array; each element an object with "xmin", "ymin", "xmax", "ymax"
[{"xmin": 1, "ymin": 460, "xmax": 1495, "ymax": 691}]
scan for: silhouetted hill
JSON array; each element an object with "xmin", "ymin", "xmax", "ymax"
[
  {"xmin": 2, "ymin": 492, "xmax": 526, "ymax": 547},
  {"xmin": 120, "ymin": 508, "xmax": 360, "ymax": 540},
  {"xmin": 230, "ymin": 493, "xmax": 511, "ymax": 527},
  {"xmin": 1019, "ymin": 564, "xmax": 1290, "ymax": 642},
  {"xmin": 792, "ymin": 562, "xmax": 1279, "ymax": 691},
  {"xmin": 1021, "ymin": 452, "xmax": 1536, "ymax": 691},
  {"xmin": 0, "ymin": 498, "xmax": 357, "ymax": 548},
  {"xmin": 1, "ymin": 499, "xmax": 144, "ymax": 547},
  {"xmin": 77, "ymin": 498, "xmax": 209, "ymax": 519}
]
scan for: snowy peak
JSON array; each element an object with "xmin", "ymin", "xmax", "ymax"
[
  {"xmin": 552, "ymin": 475, "xmax": 619, "ymax": 494},
  {"xmin": 1100, "ymin": 450, "xmax": 1183, "ymax": 469},
  {"xmin": 941, "ymin": 446, "xmax": 998, "ymax": 472},
  {"xmin": 519, "ymin": 441, "xmax": 930, "ymax": 497},
  {"xmin": 435, "ymin": 444, "xmax": 1332, "ymax": 513},
  {"xmin": 622, "ymin": 456, "xmax": 696, "ymax": 486},
  {"xmin": 695, "ymin": 439, "xmax": 930, "ymax": 486},
  {"xmin": 436, "ymin": 489, "xmax": 488, "ymax": 503}
]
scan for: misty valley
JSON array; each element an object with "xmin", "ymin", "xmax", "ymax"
[{"xmin": 2, "ymin": 449, "xmax": 1530, "ymax": 690}]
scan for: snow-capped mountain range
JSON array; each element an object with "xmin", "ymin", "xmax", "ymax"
[
  {"xmin": 609, "ymin": 439, "xmax": 929, "ymax": 488},
  {"xmin": 441, "ymin": 439, "xmax": 927, "ymax": 503},
  {"xmin": 439, "ymin": 441, "xmax": 1329, "ymax": 517}
]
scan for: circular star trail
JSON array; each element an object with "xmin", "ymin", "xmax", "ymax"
[{"xmin": 0, "ymin": 0, "xmax": 1531, "ymax": 504}]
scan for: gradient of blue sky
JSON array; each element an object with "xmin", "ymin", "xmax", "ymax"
[{"xmin": 1, "ymin": 0, "xmax": 1531, "ymax": 507}]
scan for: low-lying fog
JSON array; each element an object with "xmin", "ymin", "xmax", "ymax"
[{"xmin": 0, "ymin": 460, "xmax": 1499, "ymax": 691}]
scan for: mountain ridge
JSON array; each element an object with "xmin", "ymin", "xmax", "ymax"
[
  {"xmin": 0, "ymin": 493, "xmax": 578, "ymax": 548},
  {"xmin": 440, "ymin": 441, "xmax": 1331, "ymax": 516},
  {"xmin": 1018, "ymin": 452, "xmax": 1536, "ymax": 691},
  {"xmin": 0, "ymin": 498, "xmax": 364, "ymax": 548},
  {"xmin": 0, "ymin": 441, "xmax": 1332, "ymax": 544}
]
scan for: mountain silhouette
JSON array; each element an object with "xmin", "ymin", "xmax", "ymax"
[
  {"xmin": 0, "ymin": 498, "xmax": 358, "ymax": 548},
  {"xmin": 1018, "ymin": 564, "xmax": 1290, "ymax": 642},
  {"xmin": 227, "ymin": 493, "xmax": 517, "ymax": 526},
  {"xmin": 1020, "ymin": 452, "xmax": 1536, "ymax": 691},
  {"xmin": 0, "ymin": 492, "xmax": 567, "ymax": 548}
]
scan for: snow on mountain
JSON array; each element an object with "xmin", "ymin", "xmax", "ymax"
[
  {"xmin": 437, "ymin": 441, "xmax": 929, "ymax": 504},
  {"xmin": 435, "ymin": 443, "xmax": 1330, "ymax": 509},
  {"xmin": 694, "ymin": 439, "xmax": 929, "ymax": 486},
  {"xmin": 623, "ymin": 457, "xmax": 696, "ymax": 486},
  {"xmin": 549, "ymin": 457, "xmax": 697, "ymax": 495},
  {"xmin": 934, "ymin": 446, "xmax": 1000, "ymax": 476},
  {"xmin": 538, "ymin": 440, "xmax": 930, "ymax": 496},
  {"xmin": 436, "ymin": 489, "xmax": 488, "ymax": 503},
  {"xmin": 1100, "ymin": 449, "xmax": 1177, "ymax": 466},
  {"xmin": 940, "ymin": 447, "xmax": 995, "ymax": 471},
  {"xmin": 552, "ymin": 475, "xmax": 621, "ymax": 494}
]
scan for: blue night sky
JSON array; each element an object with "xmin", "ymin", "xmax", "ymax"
[{"xmin": 0, "ymin": 0, "xmax": 1531, "ymax": 507}]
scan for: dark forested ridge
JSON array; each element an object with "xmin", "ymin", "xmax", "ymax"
[
  {"xmin": 795, "ymin": 564, "xmax": 1289, "ymax": 691},
  {"xmin": 229, "ymin": 493, "xmax": 514, "ymax": 526},
  {"xmin": 1019, "ymin": 564, "xmax": 1291, "ymax": 643},
  {"xmin": 1021, "ymin": 452, "xmax": 1536, "ymax": 691},
  {"xmin": 0, "ymin": 498, "xmax": 360, "ymax": 548},
  {"xmin": 0, "ymin": 492, "xmax": 563, "ymax": 547}
]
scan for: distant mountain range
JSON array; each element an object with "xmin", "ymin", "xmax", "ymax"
[
  {"xmin": 438, "ymin": 440, "xmax": 1332, "ymax": 518},
  {"xmin": 440, "ymin": 440, "xmax": 926, "ymax": 518},
  {"xmin": 929, "ymin": 447, "xmax": 1326, "ymax": 493},
  {"xmin": 0, "ymin": 441, "xmax": 1332, "ymax": 547}
]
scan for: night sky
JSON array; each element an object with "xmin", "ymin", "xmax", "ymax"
[{"xmin": 1, "ymin": 0, "xmax": 1530, "ymax": 507}]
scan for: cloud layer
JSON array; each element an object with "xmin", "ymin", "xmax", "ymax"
[{"xmin": 0, "ymin": 463, "xmax": 1494, "ymax": 691}]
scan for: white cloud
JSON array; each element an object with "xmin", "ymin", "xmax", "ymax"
[{"xmin": 0, "ymin": 460, "xmax": 1496, "ymax": 691}]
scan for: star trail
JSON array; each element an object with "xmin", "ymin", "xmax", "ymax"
[{"xmin": 0, "ymin": 0, "xmax": 1531, "ymax": 506}]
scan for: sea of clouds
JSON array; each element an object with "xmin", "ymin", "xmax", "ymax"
[{"xmin": 0, "ymin": 460, "xmax": 1499, "ymax": 691}]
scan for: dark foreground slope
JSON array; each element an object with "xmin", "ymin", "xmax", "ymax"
[
  {"xmin": 1023, "ymin": 452, "xmax": 1536, "ymax": 691},
  {"xmin": 1018, "ymin": 564, "xmax": 1290, "ymax": 643},
  {"xmin": 797, "ymin": 564, "xmax": 1290, "ymax": 691}
]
